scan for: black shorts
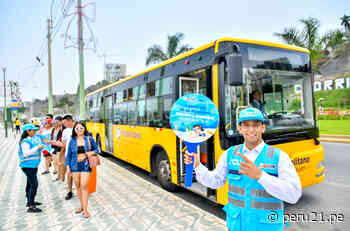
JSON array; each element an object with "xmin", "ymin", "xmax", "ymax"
[
  {"xmin": 52, "ymin": 146, "xmax": 61, "ymax": 155},
  {"xmin": 15, "ymin": 126, "xmax": 20, "ymax": 131}
]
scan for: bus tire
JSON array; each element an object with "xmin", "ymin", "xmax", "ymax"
[{"xmin": 156, "ymin": 151, "xmax": 177, "ymax": 192}]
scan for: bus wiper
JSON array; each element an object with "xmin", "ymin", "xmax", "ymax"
[{"xmin": 268, "ymin": 111, "xmax": 286, "ymax": 118}]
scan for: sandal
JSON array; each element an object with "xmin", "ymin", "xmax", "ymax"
[
  {"xmin": 41, "ymin": 171, "xmax": 50, "ymax": 175},
  {"xmin": 75, "ymin": 208, "xmax": 83, "ymax": 214},
  {"xmin": 83, "ymin": 212, "xmax": 91, "ymax": 218}
]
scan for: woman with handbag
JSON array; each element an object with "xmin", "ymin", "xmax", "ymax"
[{"xmin": 66, "ymin": 121, "xmax": 99, "ymax": 218}]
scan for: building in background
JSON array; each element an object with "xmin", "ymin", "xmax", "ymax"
[{"xmin": 105, "ymin": 63, "xmax": 126, "ymax": 82}]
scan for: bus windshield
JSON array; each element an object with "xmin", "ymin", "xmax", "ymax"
[{"xmin": 224, "ymin": 68, "xmax": 315, "ymax": 136}]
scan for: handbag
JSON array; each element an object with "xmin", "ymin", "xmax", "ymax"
[{"xmin": 87, "ymin": 136, "xmax": 101, "ymax": 168}]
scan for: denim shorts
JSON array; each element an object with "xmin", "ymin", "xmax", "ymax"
[{"xmin": 71, "ymin": 159, "xmax": 91, "ymax": 173}]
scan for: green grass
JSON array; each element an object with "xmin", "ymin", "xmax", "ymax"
[
  {"xmin": 318, "ymin": 120, "xmax": 350, "ymax": 135},
  {"xmin": 315, "ymin": 88, "xmax": 350, "ymax": 109}
]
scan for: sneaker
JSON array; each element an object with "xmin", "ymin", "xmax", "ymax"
[
  {"xmin": 26, "ymin": 202, "xmax": 42, "ymax": 207},
  {"xmin": 27, "ymin": 207, "xmax": 42, "ymax": 213},
  {"xmin": 65, "ymin": 192, "xmax": 73, "ymax": 200}
]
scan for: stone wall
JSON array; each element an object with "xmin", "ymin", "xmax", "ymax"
[{"xmin": 319, "ymin": 54, "xmax": 350, "ymax": 78}]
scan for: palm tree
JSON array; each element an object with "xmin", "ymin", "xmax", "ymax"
[
  {"xmin": 145, "ymin": 33, "xmax": 192, "ymax": 66},
  {"xmin": 274, "ymin": 17, "xmax": 323, "ymax": 67},
  {"xmin": 340, "ymin": 14, "xmax": 350, "ymax": 33},
  {"xmin": 320, "ymin": 29, "xmax": 347, "ymax": 49},
  {"xmin": 274, "ymin": 27, "xmax": 303, "ymax": 47}
]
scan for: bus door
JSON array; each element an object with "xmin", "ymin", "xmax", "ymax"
[
  {"xmin": 179, "ymin": 76, "xmax": 199, "ymax": 186},
  {"xmin": 104, "ymin": 95, "xmax": 114, "ymax": 153},
  {"xmin": 178, "ymin": 74, "xmax": 211, "ymax": 197}
]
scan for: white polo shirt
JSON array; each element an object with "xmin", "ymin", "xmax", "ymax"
[
  {"xmin": 194, "ymin": 141, "xmax": 302, "ymax": 204},
  {"xmin": 62, "ymin": 127, "xmax": 73, "ymax": 157}
]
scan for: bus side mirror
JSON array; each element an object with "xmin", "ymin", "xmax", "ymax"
[{"xmin": 227, "ymin": 55, "xmax": 243, "ymax": 86}]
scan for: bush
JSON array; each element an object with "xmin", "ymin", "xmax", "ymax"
[
  {"xmin": 318, "ymin": 114, "xmax": 350, "ymax": 120},
  {"xmin": 344, "ymin": 114, "xmax": 350, "ymax": 120},
  {"xmin": 315, "ymin": 88, "xmax": 350, "ymax": 110},
  {"xmin": 318, "ymin": 114, "xmax": 340, "ymax": 120}
]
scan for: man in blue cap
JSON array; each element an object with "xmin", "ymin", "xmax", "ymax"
[{"xmin": 185, "ymin": 107, "xmax": 301, "ymax": 231}]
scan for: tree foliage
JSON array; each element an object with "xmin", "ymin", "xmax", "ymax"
[
  {"xmin": 340, "ymin": 14, "xmax": 350, "ymax": 33},
  {"xmin": 275, "ymin": 16, "xmax": 350, "ymax": 72},
  {"xmin": 145, "ymin": 32, "xmax": 192, "ymax": 66},
  {"xmin": 320, "ymin": 29, "xmax": 347, "ymax": 49},
  {"xmin": 274, "ymin": 17, "xmax": 323, "ymax": 68},
  {"xmin": 55, "ymin": 94, "xmax": 74, "ymax": 108}
]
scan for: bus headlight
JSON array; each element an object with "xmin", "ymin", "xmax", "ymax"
[
  {"xmin": 316, "ymin": 161, "xmax": 324, "ymax": 177},
  {"xmin": 316, "ymin": 170, "xmax": 324, "ymax": 177}
]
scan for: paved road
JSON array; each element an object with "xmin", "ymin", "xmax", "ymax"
[
  {"xmin": 106, "ymin": 142, "xmax": 350, "ymax": 231},
  {"xmin": 284, "ymin": 142, "xmax": 350, "ymax": 231}
]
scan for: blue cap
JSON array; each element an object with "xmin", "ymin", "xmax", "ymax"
[
  {"xmin": 238, "ymin": 108, "xmax": 264, "ymax": 124},
  {"xmin": 22, "ymin": 124, "xmax": 39, "ymax": 132}
]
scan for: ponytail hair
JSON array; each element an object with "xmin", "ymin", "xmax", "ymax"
[{"xmin": 19, "ymin": 131, "xmax": 30, "ymax": 145}]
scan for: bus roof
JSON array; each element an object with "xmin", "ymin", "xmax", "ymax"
[{"xmin": 86, "ymin": 37, "xmax": 310, "ymax": 97}]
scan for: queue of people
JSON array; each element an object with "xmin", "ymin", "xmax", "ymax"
[{"xmin": 17, "ymin": 113, "xmax": 99, "ymax": 218}]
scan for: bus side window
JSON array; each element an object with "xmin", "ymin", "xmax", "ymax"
[
  {"xmin": 99, "ymin": 96, "xmax": 104, "ymax": 122},
  {"xmin": 158, "ymin": 77, "xmax": 174, "ymax": 128},
  {"xmin": 137, "ymin": 99, "xmax": 146, "ymax": 126},
  {"xmin": 163, "ymin": 96, "xmax": 173, "ymax": 128},
  {"xmin": 128, "ymin": 88, "xmax": 133, "ymax": 101},
  {"xmin": 114, "ymin": 91, "xmax": 123, "ymax": 124},
  {"xmin": 147, "ymin": 81, "xmax": 156, "ymax": 97},
  {"xmin": 146, "ymin": 97, "xmax": 157, "ymax": 126},
  {"xmin": 128, "ymin": 101, "xmax": 137, "ymax": 125},
  {"xmin": 119, "ymin": 103, "xmax": 127, "ymax": 124},
  {"xmin": 123, "ymin": 90, "xmax": 127, "ymax": 102}
]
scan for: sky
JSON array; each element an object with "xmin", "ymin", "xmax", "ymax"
[{"xmin": 0, "ymin": 0, "xmax": 349, "ymax": 102}]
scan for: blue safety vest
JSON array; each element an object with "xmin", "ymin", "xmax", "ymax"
[
  {"xmin": 223, "ymin": 144, "xmax": 284, "ymax": 231},
  {"xmin": 18, "ymin": 136, "xmax": 42, "ymax": 168}
]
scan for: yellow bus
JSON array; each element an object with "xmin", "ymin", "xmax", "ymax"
[{"xmin": 86, "ymin": 37, "xmax": 325, "ymax": 205}]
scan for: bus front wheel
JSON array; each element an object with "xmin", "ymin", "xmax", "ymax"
[{"xmin": 156, "ymin": 151, "xmax": 177, "ymax": 192}]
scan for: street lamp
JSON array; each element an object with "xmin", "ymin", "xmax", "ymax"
[
  {"xmin": 15, "ymin": 59, "xmax": 45, "ymax": 122},
  {"xmin": 2, "ymin": 67, "xmax": 8, "ymax": 137}
]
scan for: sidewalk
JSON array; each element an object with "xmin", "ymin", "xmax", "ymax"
[
  {"xmin": 0, "ymin": 132, "xmax": 227, "ymax": 231},
  {"xmin": 319, "ymin": 134, "xmax": 350, "ymax": 144}
]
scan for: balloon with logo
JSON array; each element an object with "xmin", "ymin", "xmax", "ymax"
[{"xmin": 170, "ymin": 94, "xmax": 219, "ymax": 187}]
